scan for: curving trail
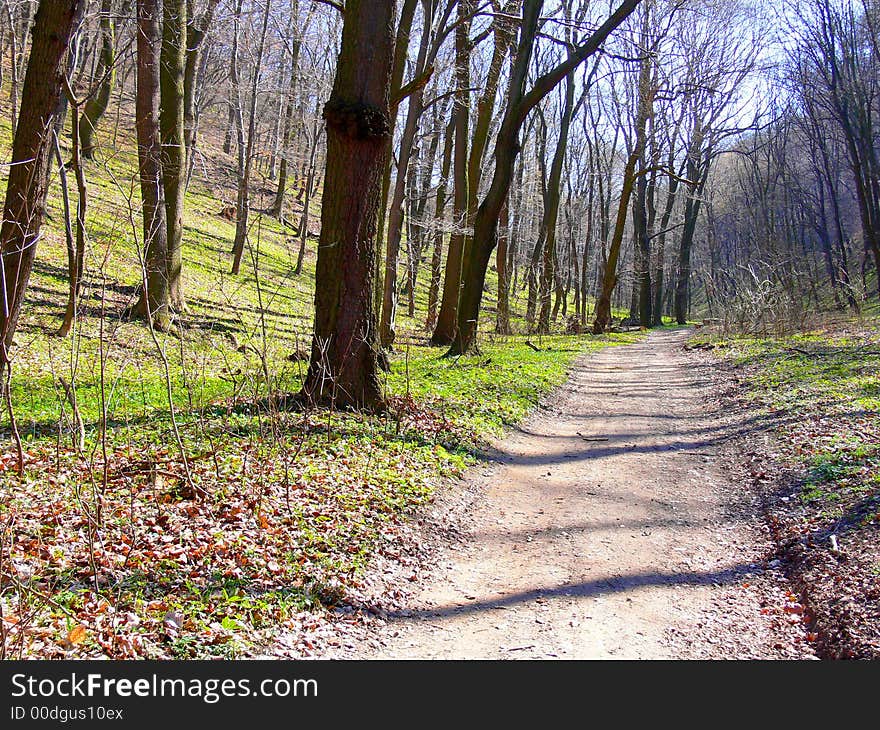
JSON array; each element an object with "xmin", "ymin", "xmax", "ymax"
[{"xmin": 359, "ymin": 329, "xmax": 812, "ymax": 659}]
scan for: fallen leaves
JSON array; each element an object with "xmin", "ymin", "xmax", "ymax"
[
  {"xmin": 64, "ymin": 625, "xmax": 88, "ymax": 646},
  {"xmin": 715, "ymin": 325, "xmax": 880, "ymax": 658},
  {"xmin": 0, "ymin": 404, "xmax": 468, "ymax": 659}
]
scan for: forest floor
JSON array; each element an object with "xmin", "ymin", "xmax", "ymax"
[{"xmin": 319, "ymin": 328, "xmax": 819, "ymax": 659}]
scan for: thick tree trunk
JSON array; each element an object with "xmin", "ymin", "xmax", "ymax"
[
  {"xmin": 0, "ymin": 0, "xmax": 83, "ymax": 368},
  {"xmin": 133, "ymin": 0, "xmax": 170, "ymax": 329},
  {"xmin": 299, "ymin": 0, "xmax": 396, "ymax": 412}
]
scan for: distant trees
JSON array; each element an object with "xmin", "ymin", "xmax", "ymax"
[
  {"xmin": 2, "ymin": 0, "xmax": 878, "ymax": 408},
  {"xmin": 789, "ymin": 0, "xmax": 880, "ymax": 298},
  {"xmin": 695, "ymin": 0, "xmax": 878, "ymax": 324},
  {"xmin": 449, "ymin": 0, "xmax": 642, "ymax": 355}
]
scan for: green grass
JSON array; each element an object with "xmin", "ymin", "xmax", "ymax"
[{"xmin": 695, "ymin": 323, "xmax": 880, "ymax": 526}]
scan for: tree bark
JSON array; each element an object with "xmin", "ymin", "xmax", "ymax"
[
  {"xmin": 299, "ymin": 0, "xmax": 396, "ymax": 412},
  {"xmin": 133, "ymin": 0, "xmax": 170, "ymax": 329},
  {"xmin": 160, "ymin": 0, "xmax": 187, "ymax": 309},
  {"xmin": 0, "ymin": 0, "xmax": 83, "ymax": 368}
]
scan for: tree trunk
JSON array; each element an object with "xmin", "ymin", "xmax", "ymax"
[
  {"xmin": 674, "ymin": 134, "xmax": 709, "ymax": 325},
  {"xmin": 495, "ymin": 197, "xmax": 511, "ymax": 334},
  {"xmin": 651, "ymin": 163, "xmax": 678, "ymax": 326},
  {"xmin": 231, "ymin": 0, "xmax": 271, "ymax": 275},
  {"xmin": 133, "ymin": 0, "xmax": 170, "ymax": 329},
  {"xmin": 0, "ymin": 0, "xmax": 83, "ymax": 368},
  {"xmin": 593, "ymin": 150, "xmax": 638, "ymax": 334},
  {"xmin": 430, "ymin": 0, "xmax": 472, "ymax": 346},
  {"xmin": 426, "ymin": 111, "xmax": 455, "ymax": 331},
  {"xmin": 374, "ymin": 0, "xmax": 418, "ymax": 316},
  {"xmin": 537, "ymin": 63, "xmax": 576, "ymax": 334},
  {"xmin": 594, "ymin": 40, "xmax": 652, "ymax": 334},
  {"xmin": 79, "ymin": 0, "xmax": 114, "ymax": 160},
  {"xmin": 183, "ymin": 0, "xmax": 221, "ymax": 188},
  {"xmin": 299, "ymin": 0, "xmax": 396, "ymax": 412},
  {"xmin": 160, "ymin": 0, "xmax": 187, "ymax": 309},
  {"xmin": 379, "ymin": 0, "xmax": 434, "ymax": 348},
  {"xmin": 294, "ymin": 104, "xmax": 321, "ymax": 275},
  {"xmin": 58, "ymin": 99, "xmax": 87, "ymax": 337}
]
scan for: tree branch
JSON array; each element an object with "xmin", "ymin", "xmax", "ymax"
[
  {"xmin": 517, "ymin": 0, "xmax": 642, "ymax": 126},
  {"xmin": 312, "ymin": 0, "xmax": 343, "ymax": 14},
  {"xmin": 392, "ymin": 65, "xmax": 435, "ymax": 107}
]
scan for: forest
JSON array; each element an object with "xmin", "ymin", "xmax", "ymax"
[{"xmin": 0, "ymin": 0, "xmax": 876, "ymax": 661}]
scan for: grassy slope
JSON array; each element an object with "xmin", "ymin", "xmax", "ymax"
[
  {"xmin": 0, "ymin": 93, "xmax": 642, "ymax": 658},
  {"xmin": 697, "ymin": 323, "xmax": 880, "ymax": 518},
  {"xmin": 693, "ymin": 317, "xmax": 880, "ymax": 657}
]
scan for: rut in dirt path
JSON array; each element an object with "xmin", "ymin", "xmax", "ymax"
[{"xmin": 359, "ymin": 329, "xmax": 812, "ymax": 659}]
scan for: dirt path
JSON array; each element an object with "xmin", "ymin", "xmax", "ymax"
[{"xmin": 356, "ymin": 329, "xmax": 814, "ymax": 659}]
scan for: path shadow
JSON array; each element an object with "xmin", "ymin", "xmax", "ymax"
[{"xmin": 379, "ymin": 563, "xmax": 761, "ymax": 620}]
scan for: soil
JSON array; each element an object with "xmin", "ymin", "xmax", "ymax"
[{"xmin": 341, "ymin": 328, "xmax": 817, "ymax": 659}]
